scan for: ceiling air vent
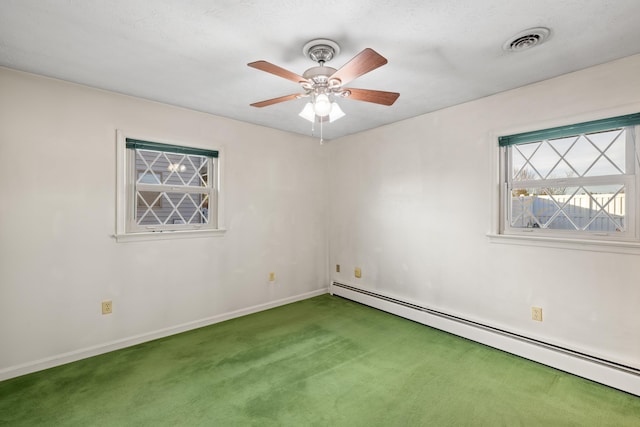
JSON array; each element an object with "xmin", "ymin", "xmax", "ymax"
[{"xmin": 503, "ymin": 27, "xmax": 551, "ymax": 52}]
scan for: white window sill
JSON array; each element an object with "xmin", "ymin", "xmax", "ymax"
[
  {"xmin": 486, "ymin": 233, "xmax": 640, "ymax": 255},
  {"xmin": 114, "ymin": 228, "xmax": 227, "ymax": 243}
]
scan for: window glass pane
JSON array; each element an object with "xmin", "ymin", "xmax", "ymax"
[
  {"xmin": 513, "ymin": 167, "xmax": 541, "ymax": 182},
  {"xmin": 196, "ymin": 159, "xmax": 209, "ymax": 187},
  {"xmin": 164, "ymin": 153, "xmax": 187, "ymax": 185},
  {"xmin": 510, "ymin": 190, "xmax": 544, "ymax": 228},
  {"xmin": 137, "ymin": 191, "xmax": 162, "ymax": 208},
  {"xmin": 513, "ymin": 141, "xmax": 539, "ymax": 160},
  {"xmin": 528, "ymin": 141, "xmax": 560, "ymax": 179},
  {"xmin": 588, "ymin": 129, "xmax": 624, "ymax": 152},
  {"xmin": 510, "ymin": 185, "xmax": 625, "ymax": 232},
  {"xmin": 136, "ymin": 150, "xmax": 163, "ymax": 184},
  {"xmin": 562, "ymin": 135, "xmax": 600, "ymax": 176},
  {"xmin": 135, "ymin": 191, "xmax": 209, "ymax": 226},
  {"xmin": 584, "ymin": 129, "xmax": 626, "ymax": 176},
  {"xmin": 545, "ymin": 158, "xmax": 577, "ymax": 180},
  {"xmin": 136, "ymin": 193, "xmax": 162, "ymax": 225},
  {"xmin": 581, "ymin": 185, "xmax": 625, "ymax": 232},
  {"xmin": 509, "ymin": 128, "xmax": 627, "ymax": 181},
  {"xmin": 192, "ymin": 155, "xmax": 209, "ymax": 185},
  {"xmin": 546, "ymin": 135, "xmax": 577, "ymax": 157},
  {"xmin": 547, "ymin": 130, "xmax": 627, "ymax": 178},
  {"xmin": 511, "ymin": 149, "xmax": 527, "ymax": 180},
  {"xmin": 585, "ymin": 156, "xmax": 624, "ymax": 177},
  {"xmin": 545, "ymin": 136, "xmax": 579, "ymax": 179},
  {"xmin": 512, "ymin": 143, "xmax": 540, "ymax": 180},
  {"xmin": 138, "ymin": 171, "xmax": 161, "ymax": 184},
  {"xmin": 200, "ymin": 194, "xmax": 210, "ymax": 224},
  {"xmin": 541, "ymin": 186, "xmax": 583, "ymax": 230},
  {"xmin": 136, "ymin": 149, "xmax": 209, "ymax": 188}
]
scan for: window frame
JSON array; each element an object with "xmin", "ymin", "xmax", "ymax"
[
  {"xmin": 501, "ymin": 127, "xmax": 637, "ymax": 241},
  {"xmin": 488, "ymin": 110, "xmax": 640, "ymax": 254},
  {"xmin": 115, "ymin": 130, "xmax": 225, "ymax": 242}
]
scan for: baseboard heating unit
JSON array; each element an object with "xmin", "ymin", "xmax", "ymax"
[{"xmin": 330, "ymin": 281, "xmax": 640, "ymax": 396}]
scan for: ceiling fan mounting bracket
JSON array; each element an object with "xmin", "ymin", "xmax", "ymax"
[{"xmin": 302, "ymin": 39, "xmax": 341, "ymax": 64}]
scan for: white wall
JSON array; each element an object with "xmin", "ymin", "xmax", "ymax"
[
  {"xmin": 328, "ymin": 54, "xmax": 640, "ymax": 370},
  {"xmin": 0, "ymin": 67, "xmax": 328, "ymax": 377}
]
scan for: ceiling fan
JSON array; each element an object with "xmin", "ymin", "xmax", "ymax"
[{"xmin": 248, "ymin": 39, "xmax": 400, "ymax": 124}]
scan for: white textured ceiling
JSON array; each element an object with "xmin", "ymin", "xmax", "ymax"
[{"xmin": 2, "ymin": 1, "xmax": 640, "ymax": 140}]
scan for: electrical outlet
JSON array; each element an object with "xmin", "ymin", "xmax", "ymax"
[
  {"xmin": 355, "ymin": 267, "xmax": 362, "ymax": 278},
  {"xmin": 269, "ymin": 272, "xmax": 276, "ymax": 282},
  {"xmin": 532, "ymin": 306, "xmax": 543, "ymax": 322},
  {"xmin": 102, "ymin": 300, "xmax": 113, "ymax": 315},
  {"xmin": 336, "ymin": 264, "xmax": 340, "ymax": 273}
]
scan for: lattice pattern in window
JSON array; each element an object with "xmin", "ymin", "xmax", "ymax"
[
  {"xmin": 500, "ymin": 113, "xmax": 639, "ymax": 240},
  {"xmin": 509, "ymin": 129, "xmax": 628, "ymax": 233},
  {"xmin": 511, "ymin": 129, "xmax": 626, "ymax": 181},
  {"xmin": 134, "ymin": 149, "xmax": 211, "ymax": 228}
]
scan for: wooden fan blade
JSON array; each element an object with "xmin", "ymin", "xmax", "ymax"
[
  {"xmin": 250, "ymin": 93, "xmax": 301, "ymax": 108},
  {"xmin": 329, "ymin": 48, "xmax": 388, "ymax": 85},
  {"xmin": 344, "ymin": 88, "xmax": 400, "ymax": 106},
  {"xmin": 248, "ymin": 60, "xmax": 308, "ymax": 84}
]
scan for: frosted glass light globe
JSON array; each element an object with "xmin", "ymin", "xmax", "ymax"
[{"xmin": 313, "ymin": 94, "xmax": 332, "ymax": 117}]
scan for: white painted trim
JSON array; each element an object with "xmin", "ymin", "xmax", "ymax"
[
  {"xmin": 114, "ymin": 228, "xmax": 227, "ymax": 243},
  {"xmin": 115, "ymin": 129, "xmax": 127, "ymax": 237},
  {"xmin": 486, "ymin": 232, "xmax": 640, "ymax": 255},
  {"xmin": 0, "ymin": 288, "xmax": 328, "ymax": 381},
  {"xmin": 331, "ymin": 283, "xmax": 640, "ymax": 396}
]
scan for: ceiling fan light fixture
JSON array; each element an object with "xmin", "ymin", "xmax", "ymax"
[
  {"xmin": 329, "ymin": 102, "xmax": 345, "ymax": 123},
  {"xmin": 299, "ymin": 100, "xmax": 345, "ymax": 123},
  {"xmin": 313, "ymin": 93, "xmax": 332, "ymax": 117},
  {"xmin": 299, "ymin": 102, "xmax": 316, "ymax": 122}
]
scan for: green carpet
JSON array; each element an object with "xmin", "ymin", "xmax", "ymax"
[{"xmin": 1, "ymin": 294, "xmax": 639, "ymax": 426}]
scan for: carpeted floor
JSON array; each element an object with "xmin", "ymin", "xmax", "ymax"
[{"xmin": 1, "ymin": 294, "xmax": 639, "ymax": 426}]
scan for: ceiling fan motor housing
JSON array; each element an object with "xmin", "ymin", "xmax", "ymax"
[{"xmin": 303, "ymin": 66, "xmax": 338, "ymax": 83}]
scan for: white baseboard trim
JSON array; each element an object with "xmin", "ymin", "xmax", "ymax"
[
  {"xmin": 331, "ymin": 283, "xmax": 640, "ymax": 397},
  {"xmin": 0, "ymin": 288, "xmax": 328, "ymax": 382}
]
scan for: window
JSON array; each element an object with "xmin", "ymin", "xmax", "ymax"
[
  {"xmin": 116, "ymin": 131, "xmax": 224, "ymax": 241},
  {"xmin": 499, "ymin": 113, "xmax": 640, "ymax": 242}
]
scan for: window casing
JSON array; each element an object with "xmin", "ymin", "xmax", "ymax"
[
  {"xmin": 116, "ymin": 131, "xmax": 224, "ymax": 241},
  {"xmin": 499, "ymin": 113, "xmax": 640, "ymax": 242}
]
